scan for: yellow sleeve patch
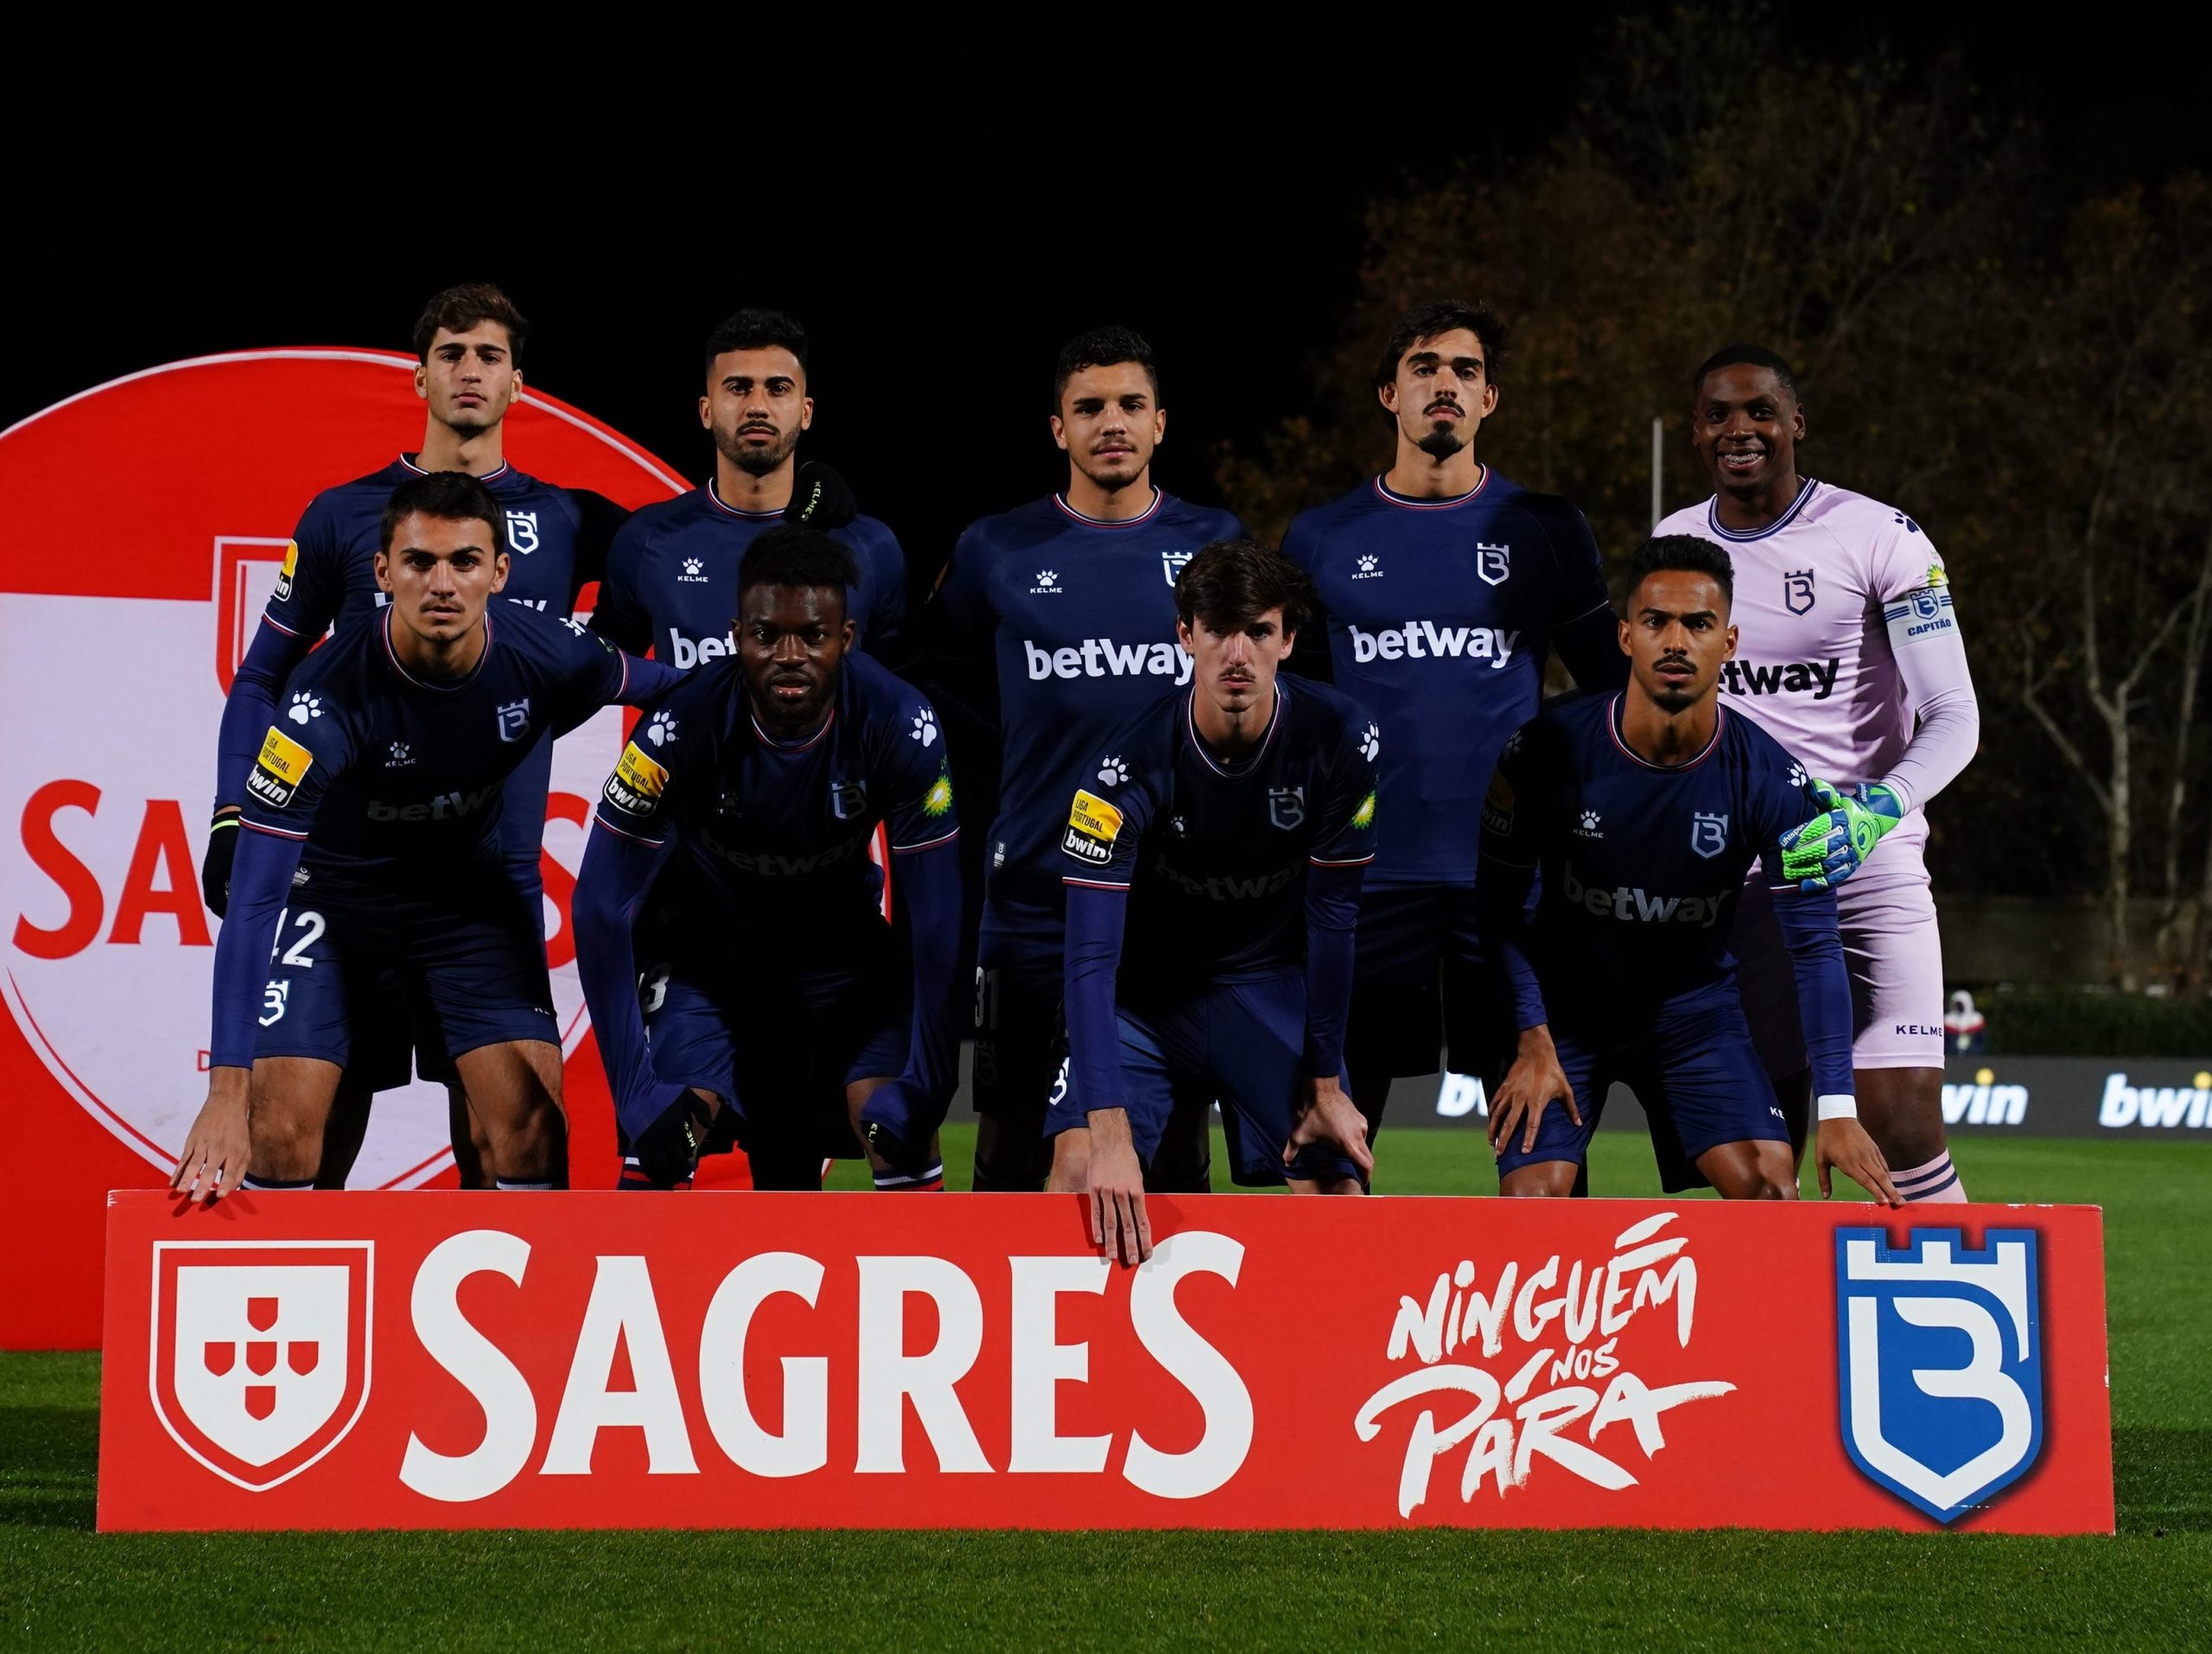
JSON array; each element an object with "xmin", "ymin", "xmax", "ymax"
[
  {"xmin": 273, "ymin": 540, "xmax": 299, "ymax": 601},
  {"xmin": 602, "ymin": 741, "xmax": 670, "ymax": 818},
  {"xmin": 1061, "ymin": 788, "xmax": 1125, "ymax": 867},
  {"xmin": 246, "ymin": 726, "xmax": 314, "ymax": 808}
]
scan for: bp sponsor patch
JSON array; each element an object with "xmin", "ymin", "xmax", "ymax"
[
  {"xmin": 247, "ymin": 726, "xmax": 313, "ymax": 808},
  {"xmin": 1061, "ymin": 788, "xmax": 1124, "ymax": 867},
  {"xmin": 603, "ymin": 741, "xmax": 668, "ymax": 818}
]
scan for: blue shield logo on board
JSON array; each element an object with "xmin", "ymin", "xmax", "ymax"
[
  {"xmin": 1913, "ymin": 588, "xmax": 1942, "ymax": 620},
  {"xmin": 1835, "ymin": 1227, "xmax": 2044, "ymax": 1524},
  {"xmin": 1162, "ymin": 549, "xmax": 1194, "ymax": 588},
  {"xmin": 1783, "ymin": 568, "xmax": 1816, "ymax": 614}
]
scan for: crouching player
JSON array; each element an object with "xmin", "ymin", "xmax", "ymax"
[
  {"xmin": 172, "ymin": 473, "xmax": 678, "ymax": 1198},
  {"xmin": 1049, "ymin": 540, "xmax": 1379, "ymax": 1263},
  {"xmin": 574, "ymin": 527, "xmax": 964, "ymax": 1191},
  {"xmin": 1477, "ymin": 534, "xmax": 1900, "ymax": 1204}
]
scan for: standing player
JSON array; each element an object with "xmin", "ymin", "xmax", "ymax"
[
  {"xmin": 588, "ymin": 308, "xmax": 903, "ymax": 669},
  {"xmin": 1049, "ymin": 541, "xmax": 1378, "ymax": 1265},
  {"xmin": 929, "ymin": 327, "xmax": 1243, "ymax": 1192},
  {"xmin": 573, "ymin": 528, "xmax": 965, "ymax": 1191},
  {"xmin": 199, "ymin": 283, "xmax": 630, "ymax": 1185},
  {"xmin": 170, "ymin": 474, "xmax": 677, "ymax": 1199},
  {"xmin": 1478, "ymin": 536, "xmax": 1898, "ymax": 1205},
  {"xmin": 1284, "ymin": 299, "xmax": 1624, "ymax": 1150},
  {"xmin": 1656, "ymin": 346, "xmax": 1980, "ymax": 1201}
]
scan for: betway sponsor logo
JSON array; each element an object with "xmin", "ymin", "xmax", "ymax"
[
  {"xmin": 1149, "ymin": 854, "xmax": 1298, "ymax": 901},
  {"xmin": 701, "ymin": 833, "xmax": 865, "ymax": 879},
  {"xmin": 1025, "ymin": 639, "xmax": 1192, "ymax": 684},
  {"xmin": 2099, "ymin": 1071, "xmax": 2212, "ymax": 1129},
  {"xmin": 668, "ymin": 628, "xmax": 736, "ymax": 670},
  {"xmin": 1348, "ymin": 622, "xmax": 1518, "ymax": 670},
  {"xmin": 1560, "ymin": 864, "xmax": 1728, "ymax": 926},
  {"xmin": 1719, "ymin": 658, "xmax": 1840, "ymax": 700},
  {"xmin": 367, "ymin": 785, "xmax": 499, "ymax": 824}
]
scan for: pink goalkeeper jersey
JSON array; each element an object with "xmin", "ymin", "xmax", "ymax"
[{"xmin": 1655, "ymin": 480, "xmax": 1955, "ymax": 840}]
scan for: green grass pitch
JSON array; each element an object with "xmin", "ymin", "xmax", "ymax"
[{"xmin": 3, "ymin": 1131, "xmax": 2206, "ymax": 1651}]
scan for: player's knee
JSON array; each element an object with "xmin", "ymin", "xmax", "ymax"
[{"xmin": 1748, "ymin": 1174, "xmax": 1798, "ymax": 1201}]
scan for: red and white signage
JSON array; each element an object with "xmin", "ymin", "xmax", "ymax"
[
  {"xmin": 0, "ymin": 351, "xmax": 688, "ymax": 1349},
  {"xmin": 99, "ymin": 1193, "xmax": 2113, "ymax": 1533}
]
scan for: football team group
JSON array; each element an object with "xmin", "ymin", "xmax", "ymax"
[{"xmin": 171, "ymin": 283, "xmax": 1980, "ymax": 1263}]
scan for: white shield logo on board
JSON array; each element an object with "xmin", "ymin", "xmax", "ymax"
[
  {"xmin": 1475, "ymin": 543, "xmax": 1510, "ymax": 586},
  {"xmin": 1835, "ymin": 1227, "xmax": 2044, "ymax": 1524},
  {"xmin": 149, "ymin": 1240, "xmax": 372, "ymax": 1492},
  {"xmin": 1268, "ymin": 786, "xmax": 1306, "ymax": 830},
  {"xmin": 496, "ymin": 699, "xmax": 531, "ymax": 743},
  {"xmin": 505, "ymin": 510, "xmax": 540, "ymax": 555},
  {"xmin": 1162, "ymin": 549, "xmax": 1194, "ymax": 588},
  {"xmin": 1689, "ymin": 811, "xmax": 1729, "ymax": 858}
]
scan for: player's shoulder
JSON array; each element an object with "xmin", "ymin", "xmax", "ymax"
[
  {"xmin": 1515, "ymin": 690, "xmax": 1609, "ymax": 763},
  {"xmin": 1482, "ymin": 473, "xmax": 1590, "ymax": 540},
  {"xmin": 844, "ymin": 511, "xmax": 902, "ymax": 548},
  {"xmin": 1722, "ymin": 703, "xmax": 1808, "ymax": 773},
  {"xmin": 300, "ymin": 459, "xmax": 409, "ymax": 525},
  {"xmin": 1651, "ymin": 499, "xmax": 1714, "ymax": 540},
  {"xmin": 957, "ymin": 493, "xmax": 1062, "ymax": 554},
  {"xmin": 844, "ymin": 649, "xmax": 933, "ymax": 721},
  {"xmin": 1155, "ymin": 493, "xmax": 1243, "ymax": 540},
  {"xmin": 280, "ymin": 609, "xmax": 378, "ymax": 697},
  {"xmin": 613, "ymin": 485, "xmax": 710, "ymax": 538},
  {"xmin": 1282, "ymin": 672, "xmax": 1370, "ymax": 741},
  {"xmin": 1288, "ymin": 477, "xmax": 1385, "ymax": 536}
]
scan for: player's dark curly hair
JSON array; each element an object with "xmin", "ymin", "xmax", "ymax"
[
  {"xmin": 738, "ymin": 525, "xmax": 859, "ymax": 602},
  {"xmin": 705, "ymin": 308, "xmax": 809, "ymax": 381},
  {"xmin": 1627, "ymin": 534, "xmax": 1735, "ymax": 610},
  {"xmin": 378, "ymin": 471, "xmax": 504, "ymax": 552},
  {"xmin": 1692, "ymin": 343, "xmax": 1797, "ymax": 401},
  {"xmin": 1174, "ymin": 538, "xmax": 1316, "ymax": 636},
  {"xmin": 1052, "ymin": 326, "xmax": 1160, "ymax": 412},
  {"xmin": 1374, "ymin": 299, "xmax": 1510, "ymax": 392},
  {"xmin": 411, "ymin": 283, "xmax": 528, "ymax": 366}
]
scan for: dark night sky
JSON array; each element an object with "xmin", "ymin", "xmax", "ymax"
[{"xmin": 6, "ymin": 22, "xmax": 2204, "ymax": 588}]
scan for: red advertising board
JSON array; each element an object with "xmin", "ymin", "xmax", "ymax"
[
  {"xmin": 0, "ymin": 352, "xmax": 693, "ymax": 1349},
  {"xmin": 98, "ymin": 1192, "xmax": 2112, "ymax": 1533}
]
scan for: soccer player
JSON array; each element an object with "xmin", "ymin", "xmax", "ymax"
[
  {"xmin": 199, "ymin": 283, "xmax": 630, "ymax": 1185},
  {"xmin": 573, "ymin": 527, "xmax": 965, "ymax": 1191},
  {"xmin": 1478, "ymin": 535, "xmax": 1898, "ymax": 1205},
  {"xmin": 1283, "ymin": 299, "xmax": 1625, "ymax": 1150},
  {"xmin": 1655, "ymin": 346, "xmax": 1980, "ymax": 1202},
  {"xmin": 929, "ymin": 326, "xmax": 1243, "ymax": 1192},
  {"xmin": 170, "ymin": 474, "xmax": 677, "ymax": 1199},
  {"xmin": 589, "ymin": 308, "xmax": 904, "ymax": 670},
  {"xmin": 1049, "ymin": 540, "xmax": 1379, "ymax": 1265}
]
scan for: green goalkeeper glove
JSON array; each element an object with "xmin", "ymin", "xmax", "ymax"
[{"xmin": 1780, "ymin": 779, "xmax": 1907, "ymax": 892}]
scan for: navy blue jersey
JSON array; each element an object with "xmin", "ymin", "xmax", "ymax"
[
  {"xmin": 589, "ymin": 483, "xmax": 907, "ymax": 668},
  {"xmin": 239, "ymin": 605, "xmax": 674, "ymax": 875},
  {"xmin": 936, "ymin": 489, "xmax": 1243, "ymax": 907},
  {"xmin": 591, "ymin": 651, "xmax": 958, "ymax": 934},
  {"xmin": 264, "ymin": 454, "xmax": 622, "ymax": 639},
  {"xmin": 1284, "ymin": 472, "xmax": 1616, "ymax": 887},
  {"xmin": 1479, "ymin": 693, "xmax": 1824, "ymax": 1013},
  {"xmin": 1060, "ymin": 675, "xmax": 1378, "ymax": 986}
]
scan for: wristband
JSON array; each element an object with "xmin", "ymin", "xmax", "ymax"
[
  {"xmin": 207, "ymin": 817, "xmax": 240, "ymax": 833},
  {"xmin": 1816, "ymin": 1094, "xmax": 1858, "ymax": 1122}
]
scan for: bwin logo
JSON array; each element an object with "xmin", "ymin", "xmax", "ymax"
[{"xmin": 1835, "ymin": 1228, "xmax": 2044, "ymax": 1524}]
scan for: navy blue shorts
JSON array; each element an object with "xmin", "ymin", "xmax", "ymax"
[
  {"xmin": 1045, "ymin": 971, "xmax": 1360, "ymax": 1187},
  {"xmin": 1494, "ymin": 989, "xmax": 1789, "ymax": 1192},
  {"xmin": 1345, "ymin": 884, "xmax": 1504, "ymax": 1084},
  {"xmin": 972, "ymin": 898, "xmax": 1067, "ymax": 1125},
  {"xmin": 252, "ymin": 868, "xmax": 556, "ymax": 1078},
  {"xmin": 640, "ymin": 918, "xmax": 906, "ymax": 1164}
]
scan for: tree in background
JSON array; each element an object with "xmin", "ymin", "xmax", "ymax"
[{"xmin": 1222, "ymin": 9, "xmax": 2212, "ymax": 990}]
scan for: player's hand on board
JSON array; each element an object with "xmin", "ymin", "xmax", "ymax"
[
  {"xmin": 1815, "ymin": 1116, "xmax": 1902, "ymax": 1206},
  {"xmin": 785, "ymin": 461, "xmax": 859, "ymax": 531},
  {"xmin": 1287, "ymin": 1075, "xmax": 1374, "ymax": 1179},
  {"xmin": 200, "ymin": 811, "xmax": 240, "ymax": 918},
  {"xmin": 628, "ymin": 1088, "xmax": 716, "ymax": 1189},
  {"xmin": 172, "ymin": 1073, "xmax": 251, "ymax": 1202},
  {"xmin": 1084, "ymin": 1110, "xmax": 1152, "ymax": 1267},
  {"xmin": 1489, "ymin": 1026, "xmax": 1580, "ymax": 1156}
]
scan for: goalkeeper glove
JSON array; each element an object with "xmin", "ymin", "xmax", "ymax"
[
  {"xmin": 1780, "ymin": 779, "xmax": 1907, "ymax": 892},
  {"xmin": 785, "ymin": 461, "xmax": 858, "ymax": 531},
  {"xmin": 201, "ymin": 812, "xmax": 240, "ymax": 918}
]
